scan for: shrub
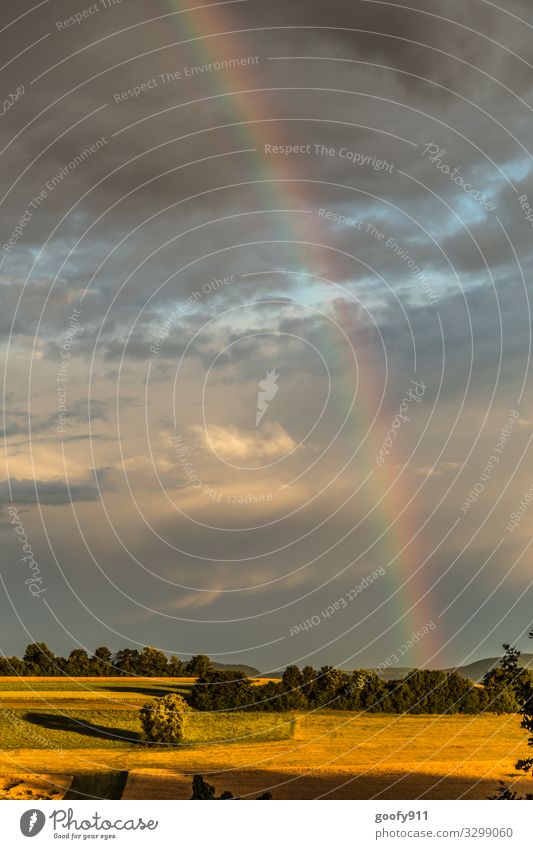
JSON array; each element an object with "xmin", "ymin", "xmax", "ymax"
[
  {"xmin": 191, "ymin": 774, "xmax": 272, "ymax": 799},
  {"xmin": 139, "ymin": 693, "xmax": 190, "ymax": 745}
]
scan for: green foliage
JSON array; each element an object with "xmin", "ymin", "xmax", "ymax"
[
  {"xmin": 1, "ymin": 641, "xmax": 527, "ymax": 721},
  {"xmin": 191, "ymin": 663, "xmax": 504, "ymax": 716},
  {"xmin": 512, "ymin": 651, "xmax": 533, "ymax": 793},
  {"xmin": 277, "ymin": 665, "xmax": 308, "ymax": 709},
  {"xmin": 311, "ymin": 666, "xmax": 349, "ymax": 708},
  {"xmin": 490, "ymin": 780, "xmax": 523, "ymax": 800},
  {"xmin": 191, "ymin": 669, "xmax": 255, "ymax": 710},
  {"xmin": 186, "ymin": 655, "xmax": 212, "ymax": 677},
  {"xmin": 381, "ymin": 680, "xmax": 412, "ymax": 713},
  {"xmin": 137, "ymin": 646, "xmax": 169, "ymax": 677},
  {"xmin": 482, "ymin": 644, "xmax": 531, "ymax": 713},
  {"xmin": 301, "ymin": 665, "xmax": 317, "ymax": 698},
  {"xmin": 114, "ymin": 648, "xmax": 140, "ymax": 676},
  {"xmin": 1, "ymin": 644, "xmax": 220, "ymax": 678},
  {"xmin": 253, "ymin": 680, "xmax": 287, "ymax": 711},
  {"xmin": 488, "ymin": 645, "xmax": 533, "ymax": 799},
  {"xmin": 91, "ymin": 647, "xmax": 113, "ymax": 676},
  {"xmin": 251, "ymin": 665, "xmax": 310, "ymax": 711},
  {"xmin": 23, "ymin": 643, "xmax": 58, "ymax": 676},
  {"xmin": 191, "ymin": 774, "xmax": 219, "ymax": 799},
  {"xmin": 66, "ymin": 649, "xmax": 91, "ymax": 676},
  {"xmin": 358, "ymin": 673, "xmax": 389, "ymax": 711},
  {"xmin": 139, "ymin": 693, "xmax": 190, "ymax": 746},
  {"xmin": 167, "ymin": 655, "xmax": 184, "ymax": 676},
  {"xmin": 191, "ymin": 774, "xmax": 272, "ymax": 799},
  {"xmin": 402, "ymin": 670, "xmax": 447, "ymax": 713},
  {"xmin": 0, "ymin": 655, "xmax": 25, "ymax": 675}
]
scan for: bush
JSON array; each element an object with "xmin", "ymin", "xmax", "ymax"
[
  {"xmin": 191, "ymin": 774, "xmax": 272, "ymax": 799},
  {"xmin": 139, "ymin": 693, "xmax": 190, "ymax": 745}
]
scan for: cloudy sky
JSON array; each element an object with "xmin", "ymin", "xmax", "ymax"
[{"xmin": 1, "ymin": 0, "xmax": 533, "ymax": 673}]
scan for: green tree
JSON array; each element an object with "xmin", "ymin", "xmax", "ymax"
[
  {"xmin": 311, "ymin": 665, "xmax": 349, "ymax": 707},
  {"xmin": 332, "ymin": 670, "xmax": 372, "ymax": 710},
  {"xmin": 278, "ymin": 665, "xmax": 307, "ymax": 709},
  {"xmin": 252, "ymin": 679, "xmax": 285, "ymax": 711},
  {"xmin": 114, "ymin": 648, "xmax": 140, "ymax": 676},
  {"xmin": 66, "ymin": 649, "xmax": 91, "ymax": 676},
  {"xmin": 359, "ymin": 673, "xmax": 389, "ymax": 712},
  {"xmin": 402, "ymin": 670, "xmax": 451, "ymax": 713},
  {"xmin": 385, "ymin": 680, "xmax": 413, "ymax": 713},
  {"xmin": 137, "ymin": 646, "xmax": 169, "ymax": 677},
  {"xmin": 23, "ymin": 642, "xmax": 57, "ymax": 676},
  {"xmin": 90, "ymin": 646, "xmax": 113, "ymax": 676},
  {"xmin": 0, "ymin": 656, "xmax": 24, "ymax": 675},
  {"xmin": 139, "ymin": 693, "xmax": 190, "ymax": 745},
  {"xmin": 482, "ymin": 643, "xmax": 530, "ymax": 713},
  {"xmin": 186, "ymin": 654, "xmax": 212, "ymax": 677},
  {"xmin": 191, "ymin": 669, "xmax": 255, "ymax": 710},
  {"xmin": 490, "ymin": 645, "xmax": 533, "ymax": 799},
  {"xmin": 445, "ymin": 671, "xmax": 485, "ymax": 714},
  {"xmin": 300, "ymin": 665, "xmax": 317, "ymax": 698},
  {"xmin": 167, "ymin": 655, "xmax": 184, "ymax": 676}
]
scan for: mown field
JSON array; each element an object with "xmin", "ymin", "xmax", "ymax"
[{"xmin": 0, "ymin": 677, "xmax": 530, "ymax": 800}]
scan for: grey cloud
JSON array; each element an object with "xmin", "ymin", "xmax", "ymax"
[
  {"xmin": 1, "ymin": 0, "xmax": 532, "ymax": 667},
  {"xmin": 0, "ymin": 473, "xmax": 108, "ymax": 505}
]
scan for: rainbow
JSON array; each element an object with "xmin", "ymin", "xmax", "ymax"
[{"xmin": 153, "ymin": 0, "xmax": 435, "ymax": 666}]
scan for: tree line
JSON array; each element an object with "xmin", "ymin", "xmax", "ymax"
[
  {"xmin": 0, "ymin": 643, "xmax": 212, "ymax": 678},
  {"xmin": 191, "ymin": 660, "xmax": 527, "ymax": 715},
  {"xmin": 2, "ymin": 642, "xmax": 528, "ymax": 716}
]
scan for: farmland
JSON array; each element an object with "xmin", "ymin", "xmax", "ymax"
[{"xmin": 0, "ymin": 677, "xmax": 530, "ymax": 800}]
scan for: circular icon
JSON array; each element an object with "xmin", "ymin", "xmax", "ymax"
[{"xmin": 20, "ymin": 809, "xmax": 46, "ymax": 837}]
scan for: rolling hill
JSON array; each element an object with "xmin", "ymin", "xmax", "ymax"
[
  {"xmin": 447, "ymin": 653, "xmax": 533, "ymax": 683},
  {"xmin": 371, "ymin": 654, "xmax": 533, "ymax": 683}
]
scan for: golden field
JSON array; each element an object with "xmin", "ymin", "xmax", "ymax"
[{"xmin": 0, "ymin": 678, "xmax": 530, "ymax": 800}]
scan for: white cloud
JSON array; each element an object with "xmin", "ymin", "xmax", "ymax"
[{"xmin": 188, "ymin": 422, "xmax": 298, "ymax": 462}]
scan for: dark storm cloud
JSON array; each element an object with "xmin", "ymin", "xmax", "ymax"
[
  {"xmin": 0, "ymin": 474, "xmax": 106, "ymax": 505},
  {"xmin": 1, "ymin": 0, "xmax": 530, "ymax": 246},
  {"xmin": 1, "ymin": 0, "xmax": 533, "ymax": 667},
  {"xmin": 0, "ymin": 0, "xmax": 528, "ymax": 359}
]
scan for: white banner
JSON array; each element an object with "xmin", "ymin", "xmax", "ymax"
[{"xmin": 0, "ymin": 800, "xmax": 528, "ymax": 848}]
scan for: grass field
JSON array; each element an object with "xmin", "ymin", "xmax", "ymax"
[
  {"xmin": 0, "ymin": 707, "xmax": 295, "ymax": 749},
  {"xmin": 0, "ymin": 677, "xmax": 530, "ymax": 800}
]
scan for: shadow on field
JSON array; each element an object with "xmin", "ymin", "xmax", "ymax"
[
  {"xmin": 124, "ymin": 768, "xmax": 507, "ymax": 800},
  {"xmin": 99, "ymin": 685, "xmax": 177, "ymax": 697},
  {"xmin": 24, "ymin": 712, "xmax": 141, "ymax": 744},
  {"xmin": 65, "ymin": 771, "xmax": 128, "ymax": 800}
]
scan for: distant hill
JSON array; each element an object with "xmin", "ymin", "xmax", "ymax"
[
  {"xmin": 446, "ymin": 654, "xmax": 533, "ymax": 683},
  {"xmin": 211, "ymin": 662, "xmax": 261, "ymax": 676},
  {"xmin": 375, "ymin": 667, "xmax": 414, "ymax": 681},
  {"xmin": 372, "ymin": 654, "xmax": 533, "ymax": 684},
  {"xmin": 258, "ymin": 655, "xmax": 533, "ymax": 683}
]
